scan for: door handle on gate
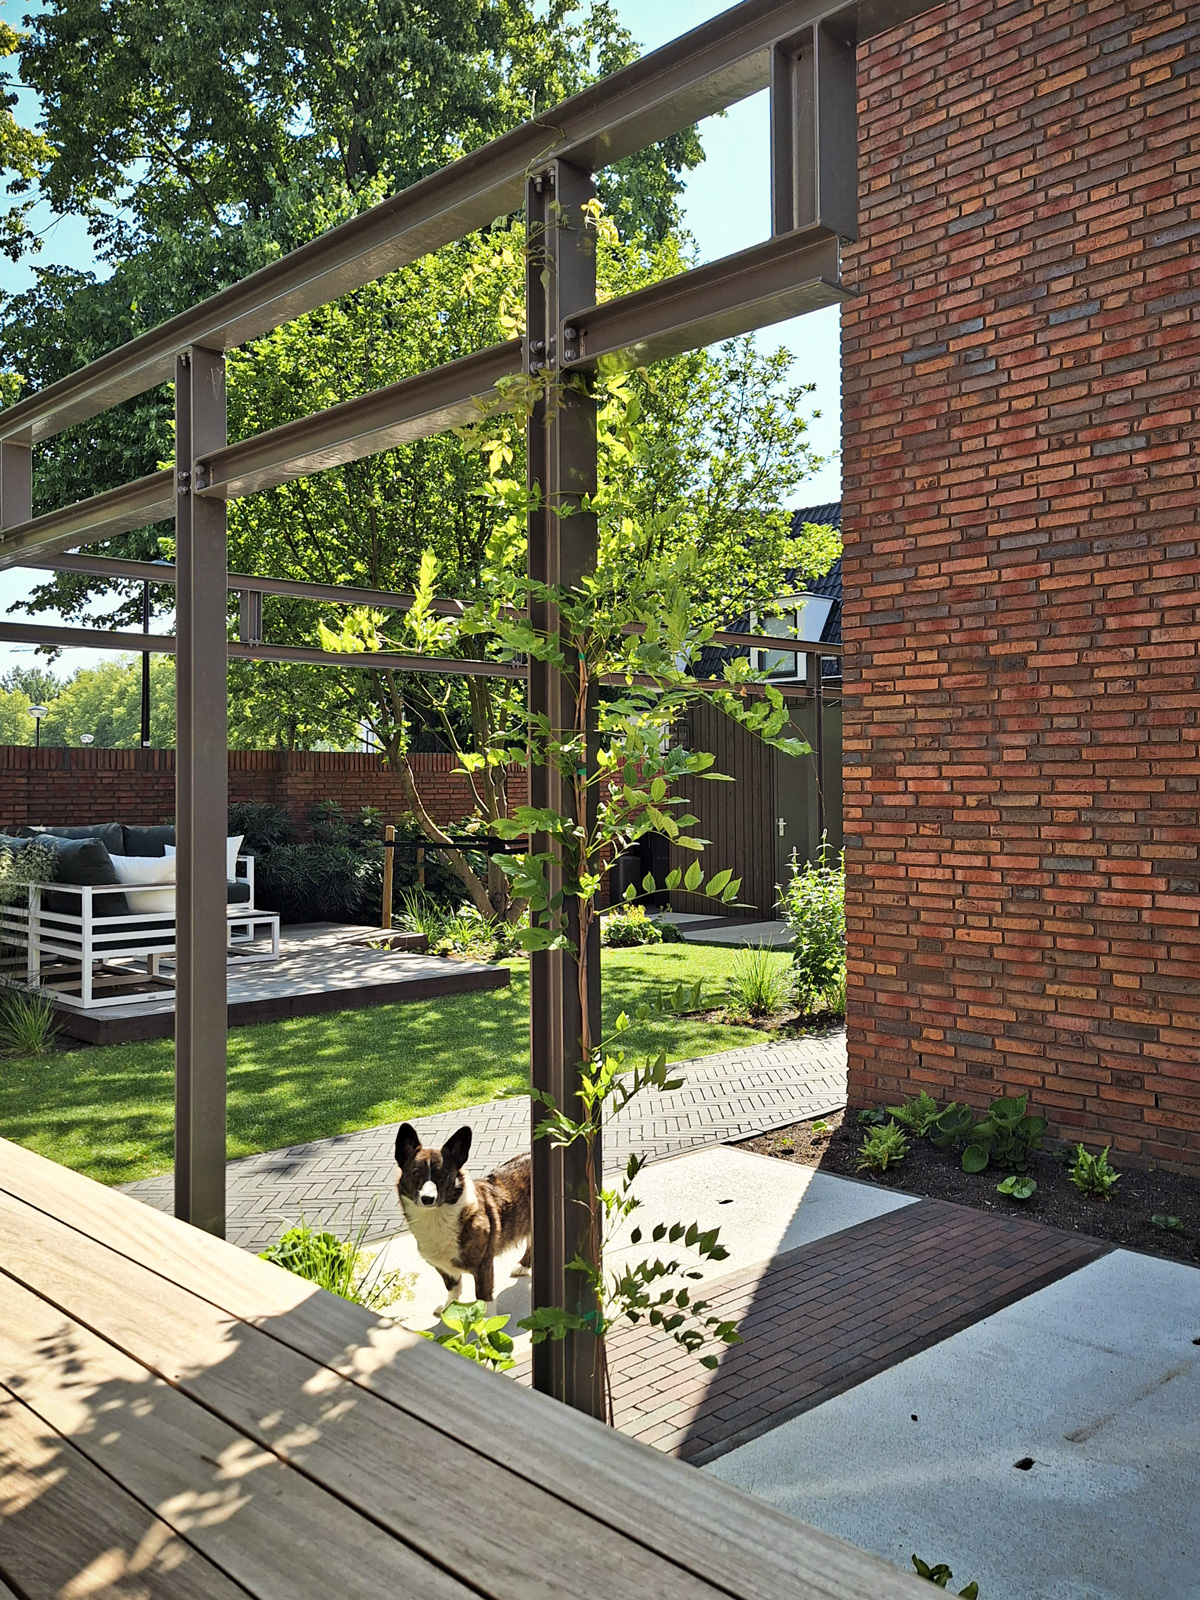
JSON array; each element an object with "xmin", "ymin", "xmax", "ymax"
[{"xmin": 776, "ymin": 817, "xmax": 786, "ymax": 837}]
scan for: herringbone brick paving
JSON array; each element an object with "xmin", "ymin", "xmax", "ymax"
[
  {"xmin": 124, "ymin": 1032, "xmax": 847, "ymax": 1251},
  {"xmin": 598, "ymin": 1197, "xmax": 1109, "ymax": 1463}
]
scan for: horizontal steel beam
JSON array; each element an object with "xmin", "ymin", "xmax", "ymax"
[
  {"xmin": 0, "ymin": 472, "xmax": 174, "ymax": 571},
  {"xmin": 198, "ymin": 343, "xmax": 520, "ymax": 500},
  {"xmin": 0, "ymin": 618, "xmax": 836, "ymax": 690},
  {"xmin": 0, "ymin": 619, "xmax": 526, "ymax": 678},
  {"xmin": 0, "ymin": 0, "xmax": 941, "ymax": 446},
  {"xmin": 23, "ymin": 552, "xmax": 843, "ymax": 656},
  {"xmin": 567, "ymin": 226, "xmax": 849, "ymax": 372},
  {"xmin": 24, "ymin": 552, "xmax": 490, "ymax": 618}
]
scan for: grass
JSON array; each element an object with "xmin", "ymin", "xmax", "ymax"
[{"xmin": 0, "ymin": 943, "xmax": 793, "ymax": 1187}]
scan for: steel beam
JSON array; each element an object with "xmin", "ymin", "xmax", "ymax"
[
  {"xmin": 174, "ymin": 347, "xmax": 229, "ymax": 1239},
  {"xmin": 0, "ymin": 471, "xmax": 174, "ymax": 571},
  {"xmin": 197, "ymin": 343, "xmax": 520, "ymax": 501},
  {"xmin": 0, "ymin": 0, "xmax": 942, "ymax": 446},
  {"xmin": 527, "ymin": 160, "xmax": 606, "ymax": 1420},
  {"xmin": 0, "ymin": 618, "xmax": 527, "ymax": 678},
  {"xmin": 770, "ymin": 18, "xmax": 859, "ymax": 238},
  {"xmin": 23, "ymin": 553, "xmax": 476, "ymax": 617},
  {"xmin": 565, "ymin": 227, "xmax": 850, "ymax": 374}
]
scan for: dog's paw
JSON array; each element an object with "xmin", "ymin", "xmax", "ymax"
[{"xmin": 511, "ymin": 1262, "xmax": 531, "ymax": 1278}]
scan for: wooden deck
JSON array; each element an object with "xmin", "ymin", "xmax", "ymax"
[
  {"xmin": 0, "ymin": 1136, "xmax": 929, "ymax": 1599},
  {"xmin": 50, "ymin": 921, "xmax": 510, "ymax": 1044}
]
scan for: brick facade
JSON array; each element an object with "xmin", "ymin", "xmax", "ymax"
[
  {"xmin": 0, "ymin": 746, "xmax": 526, "ymax": 833},
  {"xmin": 842, "ymin": 1, "xmax": 1200, "ymax": 1169}
]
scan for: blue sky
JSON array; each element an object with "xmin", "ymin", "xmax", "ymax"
[{"xmin": 0, "ymin": 0, "xmax": 841, "ymax": 676}]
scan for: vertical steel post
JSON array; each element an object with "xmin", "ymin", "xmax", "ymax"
[
  {"xmin": 382, "ymin": 823, "xmax": 395, "ymax": 930},
  {"xmin": 0, "ymin": 438, "xmax": 32, "ymax": 534},
  {"xmin": 525, "ymin": 158, "xmax": 605, "ymax": 1418},
  {"xmin": 174, "ymin": 345, "xmax": 229, "ymax": 1237},
  {"xmin": 809, "ymin": 651, "xmax": 826, "ymax": 855},
  {"xmin": 770, "ymin": 20, "xmax": 859, "ymax": 241},
  {"xmin": 140, "ymin": 579, "xmax": 152, "ymax": 747}
]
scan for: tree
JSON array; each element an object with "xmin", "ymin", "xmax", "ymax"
[
  {"xmin": 35, "ymin": 656, "xmax": 176, "ymax": 748},
  {"xmin": 0, "ymin": 685, "xmax": 33, "ymax": 745},
  {"xmin": 1, "ymin": 664, "xmax": 61, "ymax": 704},
  {"xmin": 3, "ymin": 0, "xmax": 703, "ymax": 630},
  {"xmin": 0, "ymin": 22, "xmax": 54, "ymax": 261}
]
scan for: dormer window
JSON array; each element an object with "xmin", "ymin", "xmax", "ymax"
[{"xmin": 750, "ymin": 595, "xmax": 836, "ymax": 680}]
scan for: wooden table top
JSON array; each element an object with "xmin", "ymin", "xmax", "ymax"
[{"xmin": 0, "ymin": 1136, "xmax": 927, "ymax": 1600}]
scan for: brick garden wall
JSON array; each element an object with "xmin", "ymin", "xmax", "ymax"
[
  {"xmin": 0, "ymin": 746, "xmax": 526, "ymax": 833},
  {"xmin": 842, "ymin": 0, "xmax": 1200, "ymax": 1169}
]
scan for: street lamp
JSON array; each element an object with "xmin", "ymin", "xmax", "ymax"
[
  {"xmin": 28, "ymin": 704, "xmax": 47, "ymax": 748},
  {"xmin": 80, "ymin": 733, "xmax": 94, "ymax": 747}
]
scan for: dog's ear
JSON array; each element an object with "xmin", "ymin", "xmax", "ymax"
[
  {"xmin": 441, "ymin": 1125, "xmax": 472, "ymax": 1171},
  {"xmin": 394, "ymin": 1122, "xmax": 420, "ymax": 1168}
]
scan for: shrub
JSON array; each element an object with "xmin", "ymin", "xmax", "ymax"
[
  {"xmin": 260, "ymin": 1218, "xmax": 415, "ymax": 1312},
  {"xmin": 822, "ymin": 965, "xmax": 847, "ymax": 1018},
  {"xmin": 601, "ymin": 904, "xmax": 663, "ymax": 948},
  {"xmin": 0, "ymin": 989, "xmax": 58, "ymax": 1057},
  {"xmin": 932, "ymin": 1094, "xmax": 1047, "ymax": 1173},
  {"xmin": 421, "ymin": 1299, "xmax": 516, "ymax": 1372},
  {"xmin": 725, "ymin": 944, "xmax": 791, "ymax": 1018},
  {"xmin": 1068, "ymin": 1144, "xmax": 1121, "ymax": 1200},
  {"xmin": 997, "ymin": 1175, "xmax": 1037, "ymax": 1201},
  {"xmin": 887, "ymin": 1090, "xmax": 940, "ymax": 1137},
  {"xmin": 911, "ymin": 1556, "xmax": 980, "ymax": 1598},
  {"xmin": 856, "ymin": 1120, "xmax": 909, "ymax": 1172},
  {"xmin": 658, "ymin": 919, "xmax": 686, "ymax": 944},
  {"xmin": 778, "ymin": 843, "xmax": 845, "ymax": 1006}
]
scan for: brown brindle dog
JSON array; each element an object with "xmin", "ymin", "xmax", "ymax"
[{"xmin": 394, "ymin": 1122, "xmax": 532, "ymax": 1311}]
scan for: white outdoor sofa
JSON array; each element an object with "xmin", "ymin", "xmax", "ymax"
[{"xmin": 0, "ymin": 830, "xmax": 280, "ymax": 1011}]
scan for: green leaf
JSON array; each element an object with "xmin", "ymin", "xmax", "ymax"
[
  {"xmin": 683, "ymin": 861, "xmax": 702, "ymax": 891},
  {"xmin": 961, "ymin": 1143, "xmax": 990, "ymax": 1174}
]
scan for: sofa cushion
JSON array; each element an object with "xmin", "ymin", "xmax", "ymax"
[
  {"xmin": 227, "ymin": 878, "xmax": 252, "ymax": 906},
  {"xmin": 0, "ymin": 833, "xmax": 31, "ymax": 857},
  {"xmin": 122, "ymin": 824, "xmax": 175, "ymax": 857},
  {"xmin": 109, "ymin": 852, "xmax": 176, "ymax": 888},
  {"xmin": 24, "ymin": 822, "xmax": 125, "ymax": 856},
  {"xmin": 40, "ymin": 837, "xmax": 129, "ymax": 919}
]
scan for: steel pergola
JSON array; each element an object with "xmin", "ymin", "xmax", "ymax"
[{"xmin": 0, "ymin": 0, "xmax": 940, "ymax": 1417}]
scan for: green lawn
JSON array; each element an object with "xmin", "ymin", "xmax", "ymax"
[{"xmin": 0, "ymin": 943, "xmax": 791, "ymax": 1186}]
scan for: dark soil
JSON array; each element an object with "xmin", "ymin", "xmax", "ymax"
[
  {"xmin": 740, "ymin": 1109, "xmax": 1200, "ymax": 1268},
  {"xmin": 687, "ymin": 1006, "xmax": 846, "ymax": 1036}
]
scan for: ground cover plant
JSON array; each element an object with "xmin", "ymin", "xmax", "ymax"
[
  {"xmin": 260, "ymin": 1217, "xmax": 415, "ymax": 1313},
  {"xmin": 600, "ymin": 904, "xmax": 662, "ymax": 947},
  {"xmin": 0, "ymin": 943, "xmax": 779, "ymax": 1185},
  {"xmin": 1067, "ymin": 1143, "xmax": 1121, "ymax": 1200},
  {"xmin": 724, "ymin": 943, "xmax": 792, "ymax": 1020},
  {"xmin": 743, "ymin": 1107, "xmax": 1200, "ymax": 1266}
]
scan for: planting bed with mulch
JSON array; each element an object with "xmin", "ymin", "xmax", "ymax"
[{"xmin": 740, "ymin": 1109, "xmax": 1200, "ymax": 1267}]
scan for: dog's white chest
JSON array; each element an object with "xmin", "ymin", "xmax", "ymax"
[{"xmin": 400, "ymin": 1179, "xmax": 475, "ymax": 1274}]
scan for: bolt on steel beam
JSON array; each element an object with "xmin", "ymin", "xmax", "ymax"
[{"xmin": 174, "ymin": 346, "xmax": 230, "ymax": 1240}]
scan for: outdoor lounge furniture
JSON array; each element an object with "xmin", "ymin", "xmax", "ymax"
[{"xmin": 0, "ymin": 823, "xmax": 280, "ymax": 1010}]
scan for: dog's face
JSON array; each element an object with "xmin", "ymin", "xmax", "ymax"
[{"xmin": 394, "ymin": 1122, "xmax": 472, "ymax": 1209}]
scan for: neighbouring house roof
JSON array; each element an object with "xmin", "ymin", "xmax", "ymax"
[{"xmin": 696, "ymin": 501, "xmax": 843, "ymax": 679}]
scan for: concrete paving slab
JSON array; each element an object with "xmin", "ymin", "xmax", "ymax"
[
  {"xmin": 706, "ymin": 1249, "xmax": 1200, "ymax": 1600},
  {"xmin": 374, "ymin": 1146, "xmax": 915, "ymax": 1345}
]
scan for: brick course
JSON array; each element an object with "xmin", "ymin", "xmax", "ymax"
[
  {"xmin": 842, "ymin": 0, "xmax": 1200, "ymax": 1169},
  {"xmin": 0, "ymin": 746, "xmax": 526, "ymax": 833}
]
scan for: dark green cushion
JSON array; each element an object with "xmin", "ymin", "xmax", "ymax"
[
  {"xmin": 0, "ymin": 833, "xmax": 31, "ymax": 857},
  {"xmin": 40, "ymin": 837, "xmax": 129, "ymax": 918},
  {"xmin": 24, "ymin": 822, "xmax": 126, "ymax": 856},
  {"xmin": 122, "ymin": 824, "xmax": 176, "ymax": 857},
  {"xmin": 227, "ymin": 878, "xmax": 252, "ymax": 905}
]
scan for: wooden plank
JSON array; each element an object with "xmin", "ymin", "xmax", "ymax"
[
  {"xmin": 0, "ymin": 1139, "xmax": 930, "ymax": 1600},
  {"xmin": 0, "ymin": 1186, "xmax": 730, "ymax": 1600},
  {"xmin": 0, "ymin": 1273, "xmax": 472, "ymax": 1600},
  {"xmin": 0, "ymin": 1391, "xmax": 249, "ymax": 1600}
]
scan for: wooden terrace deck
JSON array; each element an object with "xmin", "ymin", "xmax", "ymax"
[{"xmin": 0, "ymin": 1136, "xmax": 929, "ymax": 1600}]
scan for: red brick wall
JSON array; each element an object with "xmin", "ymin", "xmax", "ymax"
[
  {"xmin": 0, "ymin": 747, "xmax": 526, "ymax": 833},
  {"xmin": 843, "ymin": 0, "xmax": 1200, "ymax": 1170}
]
